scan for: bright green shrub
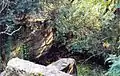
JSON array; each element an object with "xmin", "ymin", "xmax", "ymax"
[{"xmin": 54, "ymin": 0, "xmax": 119, "ymax": 55}]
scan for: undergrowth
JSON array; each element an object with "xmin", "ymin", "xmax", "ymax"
[
  {"xmin": 105, "ymin": 54, "xmax": 120, "ymax": 76},
  {"xmin": 77, "ymin": 64, "xmax": 106, "ymax": 76}
]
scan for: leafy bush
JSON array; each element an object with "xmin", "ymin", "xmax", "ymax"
[
  {"xmin": 54, "ymin": 0, "xmax": 119, "ymax": 55},
  {"xmin": 105, "ymin": 55, "xmax": 120, "ymax": 76}
]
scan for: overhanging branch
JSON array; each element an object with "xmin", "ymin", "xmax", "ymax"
[{"xmin": 0, "ymin": 24, "xmax": 22, "ymax": 36}]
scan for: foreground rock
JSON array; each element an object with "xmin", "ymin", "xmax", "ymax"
[{"xmin": 1, "ymin": 58, "xmax": 77, "ymax": 76}]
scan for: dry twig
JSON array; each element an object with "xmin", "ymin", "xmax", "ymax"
[{"xmin": 0, "ymin": 24, "xmax": 22, "ymax": 36}]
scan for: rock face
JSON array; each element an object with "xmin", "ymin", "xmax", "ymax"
[
  {"xmin": 0, "ymin": 9, "xmax": 54, "ymax": 71},
  {"xmin": 0, "ymin": 58, "xmax": 77, "ymax": 76}
]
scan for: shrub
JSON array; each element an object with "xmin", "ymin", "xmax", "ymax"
[
  {"xmin": 105, "ymin": 54, "xmax": 120, "ymax": 76},
  {"xmin": 54, "ymin": 0, "xmax": 119, "ymax": 56}
]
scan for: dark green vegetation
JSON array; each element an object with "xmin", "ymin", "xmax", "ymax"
[{"xmin": 0, "ymin": 0, "xmax": 120, "ymax": 76}]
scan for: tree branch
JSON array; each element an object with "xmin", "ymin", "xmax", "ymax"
[
  {"xmin": 0, "ymin": 0, "xmax": 9, "ymax": 14},
  {"xmin": 80, "ymin": 51, "xmax": 104, "ymax": 66},
  {"xmin": 0, "ymin": 24, "xmax": 22, "ymax": 36}
]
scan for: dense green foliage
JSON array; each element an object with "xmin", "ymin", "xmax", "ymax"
[
  {"xmin": 54, "ymin": 0, "xmax": 119, "ymax": 55},
  {"xmin": 53, "ymin": 0, "xmax": 120, "ymax": 75},
  {"xmin": 105, "ymin": 55, "xmax": 120, "ymax": 76}
]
